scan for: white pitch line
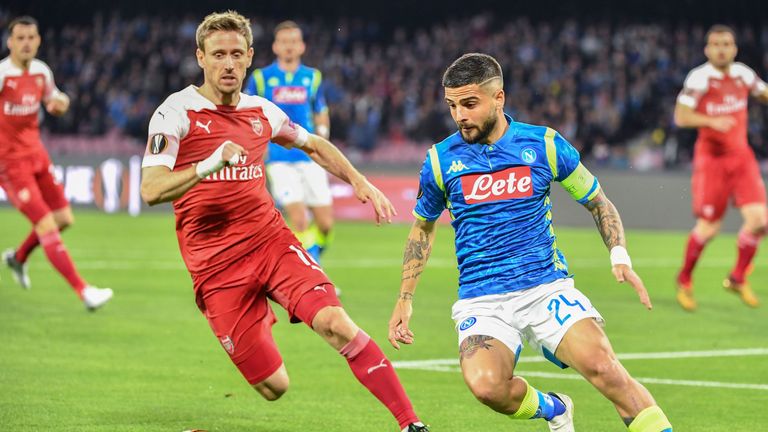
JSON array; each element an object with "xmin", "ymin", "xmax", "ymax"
[
  {"xmin": 393, "ymin": 348, "xmax": 768, "ymax": 369},
  {"xmin": 392, "ymin": 348, "xmax": 768, "ymax": 391}
]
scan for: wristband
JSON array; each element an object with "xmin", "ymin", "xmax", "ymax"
[
  {"xmin": 610, "ymin": 246, "xmax": 632, "ymax": 268},
  {"xmin": 195, "ymin": 141, "xmax": 239, "ymax": 178}
]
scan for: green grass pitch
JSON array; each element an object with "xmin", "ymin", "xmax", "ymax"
[{"xmin": 0, "ymin": 208, "xmax": 766, "ymax": 431}]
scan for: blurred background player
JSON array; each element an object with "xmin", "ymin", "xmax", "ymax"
[
  {"xmin": 389, "ymin": 53, "xmax": 673, "ymax": 432},
  {"xmin": 244, "ymin": 20, "xmax": 334, "ymax": 265},
  {"xmin": 0, "ymin": 16, "xmax": 112, "ymax": 310},
  {"xmin": 140, "ymin": 11, "xmax": 427, "ymax": 432},
  {"xmin": 674, "ymin": 24, "xmax": 768, "ymax": 311}
]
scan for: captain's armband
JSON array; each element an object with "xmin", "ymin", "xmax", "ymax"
[{"xmin": 561, "ymin": 163, "xmax": 601, "ymax": 204}]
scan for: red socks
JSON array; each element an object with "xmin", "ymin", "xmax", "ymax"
[
  {"xmin": 339, "ymin": 330, "xmax": 419, "ymax": 429},
  {"xmin": 15, "ymin": 230, "xmax": 40, "ymax": 263},
  {"xmin": 730, "ymin": 229, "xmax": 762, "ymax": 283},
  {"xmin": 678, "ymin": 232, "xmax": 708, "ymax": 286},
  {"xmin": 39, "ymin": 231, "xmax": 86, "ymax": 295}
]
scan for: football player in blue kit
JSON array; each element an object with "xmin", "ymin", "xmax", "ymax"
[
  {"xmin": 388, "ymin": 53, "xmax": 673, "ymax": 432},
  {"xmin": 244, "ymin": 20, "xmax": 332, "ymax": 263}
]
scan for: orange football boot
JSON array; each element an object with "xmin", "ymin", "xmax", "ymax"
[{"xmin": 676, "ymin": 280, "xmax": 697, "ymax": 312}]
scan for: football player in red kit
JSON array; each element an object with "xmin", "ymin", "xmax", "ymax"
[
  {"xmin": 139, "ymin": 11, "xmax": 427, "ymax": 432},
  {"xmin": 0, "ymin": 16, "xmax": 112, "ymax": 310},
  {"xmin": 674, "ymin": 25, "xmax": 768, "ymax": 311}
]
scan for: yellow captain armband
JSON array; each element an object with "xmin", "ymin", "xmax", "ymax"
[{"xmin": 560, "ymin": 163, "xmax": 601, "ymax": 204}]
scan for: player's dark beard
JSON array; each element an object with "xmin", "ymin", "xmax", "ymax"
[{"xmin": 459, "ymin": 113, "xmax": 498, "ymax": 144}]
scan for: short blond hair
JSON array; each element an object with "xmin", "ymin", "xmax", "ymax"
[{"xmin": 196, "ymin": 10, "xmax": 253, "ymax": 52}]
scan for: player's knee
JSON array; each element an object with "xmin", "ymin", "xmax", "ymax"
[
  {"xmin": 312, "ymin": 306, "xmax": 358, "ymax": 345},
  {"xmin": 34, "ymin": 215, "xmax": 59, "ymax": 236},
  {"xmin": 252, "ymin": 376, "xmax": 289, "ymax": 401},
  {"xmin": 581, "ymin": 356, "xmax": 629, "ymax": 389},
  {"xmin": 57, "ymin": 213, "xmax": 74, "ymax": 229},
  {"xmin": 465, "ymin": 370, "xmax": 509, "ymax": 408}
]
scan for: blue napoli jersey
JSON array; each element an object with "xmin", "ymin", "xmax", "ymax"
[
  {"xmin": 414, "ymin": 115, "xmax": 600, "ymax": 300},
  {"xmin": 244, "ymin": 62, "xmax": 327, "ymax": 163}
]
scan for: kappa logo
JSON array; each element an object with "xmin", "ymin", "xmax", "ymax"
[
  {"xmin": 196, "ymin": 119, "xmax": 212, "ymax": 134},
  {"xmin": 447, "ymin": 160, "xmax": 469, "ymax": 174},
  {"xmin": 367, "ymin": 359, "xmax": 388, "ymax": 375},
  {"xmin": 219, "ymin": 335, "xmax": 235, "ymax": 355}
]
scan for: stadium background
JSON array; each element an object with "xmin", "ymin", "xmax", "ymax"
[{"xmin": 1, "ymin": 1, "xmax": 767, "ymax": 431}]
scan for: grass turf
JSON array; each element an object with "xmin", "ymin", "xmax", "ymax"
[{"xmin": 0, "ymin": 208, "xmax": 766, "ymax": 431}]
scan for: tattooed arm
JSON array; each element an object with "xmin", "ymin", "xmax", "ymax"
[
  {"xmin": 582, "ymin": 189, "xmax": 652, "ymax": 309},
  {"xmin": 583, "ymin": 189, "xmax": 625, "ymax": 250},
  {"xmin": 388, "ymin": 219, "xmax": 437, "ymax": 349}
]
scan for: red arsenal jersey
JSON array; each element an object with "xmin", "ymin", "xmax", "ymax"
[
  {"xmin": 0, "ymin": 58, "xmax": 61, "ymax": 160},
  {"xmin": 142, "ymin": 86, "xmax": 309, "ymax": 275},
  {"xmin": 677, "ymin": 62, "xmax": 767, "ymax": 156}
]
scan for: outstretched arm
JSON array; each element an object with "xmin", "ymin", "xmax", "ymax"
[
  {"xmin": 388, "ymin": 219, "xmax": 437, "ymax": 349},
  {"xmin": 299, "ymin": 134, "xmax": 396, "ymax": 224},
  {"xmin": 583, "ymin": 189, "xmax": 652, "ymax": 309}
]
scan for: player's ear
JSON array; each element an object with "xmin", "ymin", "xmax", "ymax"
[
  {"xmin": 196, "ymin": 48, "xmax": 205, "ymax": 68},
  {"xmin": 495, "ymin": 88, "xmax": 505, "ymax": 110},
  {"xmin": 247, "ymin": 47, "xmax": 254, "ymax": 67}
]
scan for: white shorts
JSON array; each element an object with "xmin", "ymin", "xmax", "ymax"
[
  {"xmin": 267, "ymin": 161, "xmax": 333, "ymax": 207},
  {"xmin": 451, "ymin": 278, "xmax": 604, "ymax": 368}
]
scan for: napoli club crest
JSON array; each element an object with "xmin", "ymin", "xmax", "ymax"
[
  {"xmin": 251, "ymin": 118, "xmax": 263, "ymax": 136},
  {"xmin": 521, "ymin": 147, "xmax": 537, "ymax": 164},
  {"xmin": 459, "ymin": 316, "xmax": 477, "ymax": 331}
]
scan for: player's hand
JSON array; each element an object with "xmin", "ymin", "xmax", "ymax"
[
  {"xmin": 708, "ymin": 116, "xmax": 737, "ymax": 133},
  {"xmin": 388, "ymin": 297, "xmax": 414, "ymax": 349},
  {"xmin": 45, "ymin": 93, "xmax": 69, "ymax": 116},
  {"xmin": 612, "ymin": 264, "xmax": 652, "ymax": 310},
  {"xmin": 195, "ymin": 140, "xmax": 248, "ymax": 178},
  {"xmin": 351, "ymin": 177, "xmax": 397, "ymax": 225},
  {"xmin": 220, "ymin": 141, "xmax": 247, "ymax": 165}
]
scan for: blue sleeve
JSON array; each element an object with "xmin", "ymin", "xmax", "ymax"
[
  {"xmin": 553, "ymin": 132, "xmax": 581, "ymax": 182},
  {"xmin": 243, "ymin": 74, "xmax": 257, "ymax": 96},
  {"xmin": 312, "ymin": 76, "xmax": 328, "ymax": 114},
  {"xmin": 413, "ymin": 153, "xmax": 445, "ymax": 221}
]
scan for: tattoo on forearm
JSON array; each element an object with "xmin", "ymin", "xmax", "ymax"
[
  {"xmin": 459, "ymin": 335, "xmax": 495, "ymax": 363},
  {"xmin": 403, "ymin": 231, "xmax": 431, "ymax": 264},
  {"xmin": 401, "ymin": 264, "xmax": 424, "ymax": 281},
  {"xmin": 402, "ymin": 231, "xmax": 432, "ymax": 281},
  {"xmin": 399, "ymin": 292, "xmax": 414, "ymax": 301},
  {"xmin": 585, "ymin": 193, "xmax": 625, "ymax": 248}
]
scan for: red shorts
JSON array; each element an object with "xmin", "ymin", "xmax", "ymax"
[
  {"xmin": 691, "ymin": 148, "xmax": 766, "ymax": 221},
  {"xmin": 0, "ymin": 151, "xmax": 68, "ymax": 224},
  {"xmin": 192, "ymin": 229, "xmax": 341, "ymax": 385}
]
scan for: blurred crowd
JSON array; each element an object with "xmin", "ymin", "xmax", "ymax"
[{"xmin": 2, "ymin": 10, "xmax": 768, "ymax": 165}]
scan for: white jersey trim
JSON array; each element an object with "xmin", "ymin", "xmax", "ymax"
[
  {"xmin": 677, "ymin": 62, "xmax": 767, "ymax": 108},
  {"xmin": 142, "ymin": 86, "xmax": 309, "ymax": 170},
  {"xmin": 0, "ymin": 57, "xmax": 60, "ymax": 99}
]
